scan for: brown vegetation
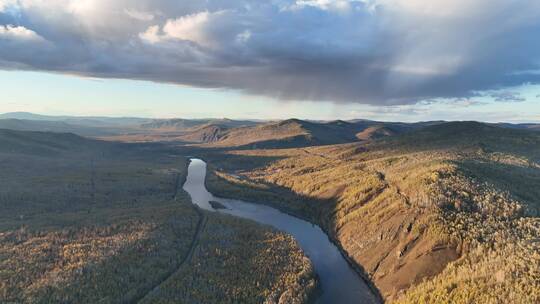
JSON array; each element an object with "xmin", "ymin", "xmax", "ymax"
[
  {"xmin": 356, "ymin": 125, "xmax": 396, "ymax": 141},
  {"xmin": 203, "ymin": 122, "xmax": 540, "ymax": 303},
  {"xmin": 140, "ymin": 212, "xmax": 317, "ymax": 304},
  {"xmin": 206, "ymin": 119, "xmax": 396, "ymax": 148},
  {"xmin": 106, "ymin": 118, "xmax": 416, "ymax": 148}
]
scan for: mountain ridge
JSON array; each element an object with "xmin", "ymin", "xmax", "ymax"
[{"xmin": 203, "ymin": 121, "xmax": 540, "ymax": 302}]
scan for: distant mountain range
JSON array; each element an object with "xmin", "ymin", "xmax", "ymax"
[
  {"xmin": 0, "ymin": 128, "xmax": 115, "ymax": 156},
  {"xmin": 172, "ymin": 119, "xmax": 467, "ymax": 148},
  {"xmin": 194, "ymin": 119, "xmax": 397, "ymax": 148},
  {"xmin": 1, "ymin": 112, "xmax": 539, "ymax": 148},
  {"xmin": 493, "ymin": 122, "xmax": 540, "ymax": 131},
  {"xmin": 0, "ymin": 112, "xmax": 152, "ymax": 126},
  {"xmin": 140, "ymin": 118, "xmax": 259, "ymax": 131}
]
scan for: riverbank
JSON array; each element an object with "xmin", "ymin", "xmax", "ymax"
[
  {"xmin": 204, "ymin": 162, "xmax": 384, "ymax": 303},
  {"xmin": 197, "ymin": 123, "xmax": 540, "ymax": 303},
  {"xmin": 186, "ymin": 159, "xmax": 378, "ymax": 303}
]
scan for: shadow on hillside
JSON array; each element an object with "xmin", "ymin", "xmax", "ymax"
[
  {"xmin": 201, "ymin": 153, "xmax": 384, "ymax": 302},
  {"xmin": 231, "ymin": 135, "xmax": 314, "ymax": 150},
  {"xmin": 168, "ymin": 145, "xmax": 288, "ymax": 172}
]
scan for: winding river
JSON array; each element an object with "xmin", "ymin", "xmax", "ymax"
[{"xmin": 183, "ymin": 159, "xmax": 377, "ymax": 304}]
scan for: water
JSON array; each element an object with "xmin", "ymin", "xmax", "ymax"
[{"xmin": 183, "ymin": 159, "xmax": 378, "ymax": 304}]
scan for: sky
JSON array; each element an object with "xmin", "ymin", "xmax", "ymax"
[{"xmin": 1, "ymin": 0, "xmax": 540, "ymax": 122}]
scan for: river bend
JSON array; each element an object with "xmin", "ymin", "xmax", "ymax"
[{"xmin": 183, "ymin": 159, "xmax": 377, "ymax": 304}]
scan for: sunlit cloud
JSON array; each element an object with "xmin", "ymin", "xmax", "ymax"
[
  {"xmin": 0, "ymin": 0, "xmax": 539, "ymax": 105},
  {"xmin": 0, "ymin": 24, "xmax": 43, "ymax": 41}
]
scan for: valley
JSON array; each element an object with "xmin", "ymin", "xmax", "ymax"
[
  {"xmin": 200, "ymin": 121, "xmax": 540, "ymax": 303},
  {"xmin": 0, "ymin": 115, "xmax": 539, "ymax": 303},
  {"xmin": 0, "ymin": 128, "xmax": 317, "ymax": 303},
  {"xmin": 3, "ymin": 2, "xmax": 540, "ymax": 303}
]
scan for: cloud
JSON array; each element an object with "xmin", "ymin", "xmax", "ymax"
[
  {"xmin": 139, "ymin": 25, "xmax": 160, "ymax": 44},
  {"xmin": 235, "ymin": 30, "xmax": 251, "ymax": 44},
  {"xmin": 0, "ymin": 0, "xmax": 540, "ymax": 105},
  {"xmin": 160, "ymin": 11, "xmax": 216, "ymax": 47},
  {"xmin": 0, "ymin": 24, "xmax": 43, "ymax": 41},
  {"xmin": 0, "ymin": 0, "xmax": 16, "ymax": 12},
  {"xmin": 139, "ymin": 10, "xmax": 230, "ymax": 48},
  {"xmin": 124, "ymin": 9, "xmax": 155, "ymax": 21},
  {"xmin": 285, "ymin": 0, "xmax": 353, "ymax": 12},
  {"xmin": 421, "ymin": 98, "xmax": 487, "ymax": 107},
  {"xmin": 490, "ymin": 91, "xmax": 526, "ymax": 103}
]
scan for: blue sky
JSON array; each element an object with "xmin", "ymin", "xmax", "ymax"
[
  {"xmin": 2, "ymin": 70, "xmax": 538, "ymax": 122},
  {"xmin": 1, "ymin": 1, "xmax": 540, "ymax": 122}
]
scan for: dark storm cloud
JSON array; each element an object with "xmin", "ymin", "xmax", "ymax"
[{"xmin": 1, "ymin": 0, "xmax": 540, "ymax": 104}]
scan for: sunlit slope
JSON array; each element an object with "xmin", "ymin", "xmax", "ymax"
[
  {"xmin": 141, "ymin": 118, "xmax": 258, "ymax": 132},
  {"xmin": 203, "ymin": 119, "xmax": 407, "ymax": 148},
  {"xmin": 205, "ymin": 121, "xmax": 540, "ymax": 302}
]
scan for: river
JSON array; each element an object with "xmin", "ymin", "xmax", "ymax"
[{"xmin": 183, "ymin": 158, "xmax": 378, "ymax": 304}]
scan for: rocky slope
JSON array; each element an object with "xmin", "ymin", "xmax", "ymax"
[{"xmin": 203, "ymin": 122, "xmax": 540, "ymax": 302}]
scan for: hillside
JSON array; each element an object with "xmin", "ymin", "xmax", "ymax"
[
  {"xmin": 496, "ymin": 122, "xmax": 540, "ymax": 131},
  {"xmin": 0, "ymin": 129, "xmax": 317, "ymax": 303},
  {"xmin": 141, "ymin": 118, "xmax": 258, "ymax": 132},
  {"xmin": 0, "ymin": 128, "xmax": 116, "ymax": 155},
  {"xmin": 100, "ymin": 118, "xmax": 260, "ymax": 143},
  {"xmin": 0, "ymin": 119, "xmax": 120, "ymax": 137},
  {"xmin": 177, "ymin": 123, "xmax": 228, "ymax": 143},
  {"xmin": 202, "ymin": 122, "xmax": 540, "ymax": 303},
  {"xmin": 204, "ymin": 119, "xmax": 405, "ymax": 148},
  {"xmin": 355, "ymin": 125, "xmax": 397, "ymax": 141}
]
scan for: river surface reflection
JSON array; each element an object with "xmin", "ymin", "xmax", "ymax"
[{"xmin": 183, "ymin": 159, "xmax": 377, "ymax": 304}]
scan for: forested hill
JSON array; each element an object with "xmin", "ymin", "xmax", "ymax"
[{"xmin": 204, "ymin": 121, "xmax": 540, "ymax": 303}]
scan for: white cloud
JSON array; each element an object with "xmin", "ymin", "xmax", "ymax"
[
  {"xmin": 139, "ymin": 25, "xmax": 160, "ymax": 44},
  {"xmin": 374, "ymin": 0, "xmax": 481, "ymax": 17},
  {"xmin": 139, "ymin": 10, "xmax": 227, "ymax": 48},
  {"xmin": 162, "ymin": 11, "xmax": 213, "ymax": 46},
  {"xmin": 286, "ymin": 0, "xmax": 353, "ymax": 12},
  {"xmin": 1, "ymin": 1, "xmax": 540, "ymax": 105},
  {"xmin": 0, "ymin": 0, "xmax": 16, "ymax": 12},
  {"xmin": 0, "ymin": 25, "xmax": 44, "ymax": 41},
  {"xmin": 124, "ymin": 8, "xmax": 155, "ymax": 21}
]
